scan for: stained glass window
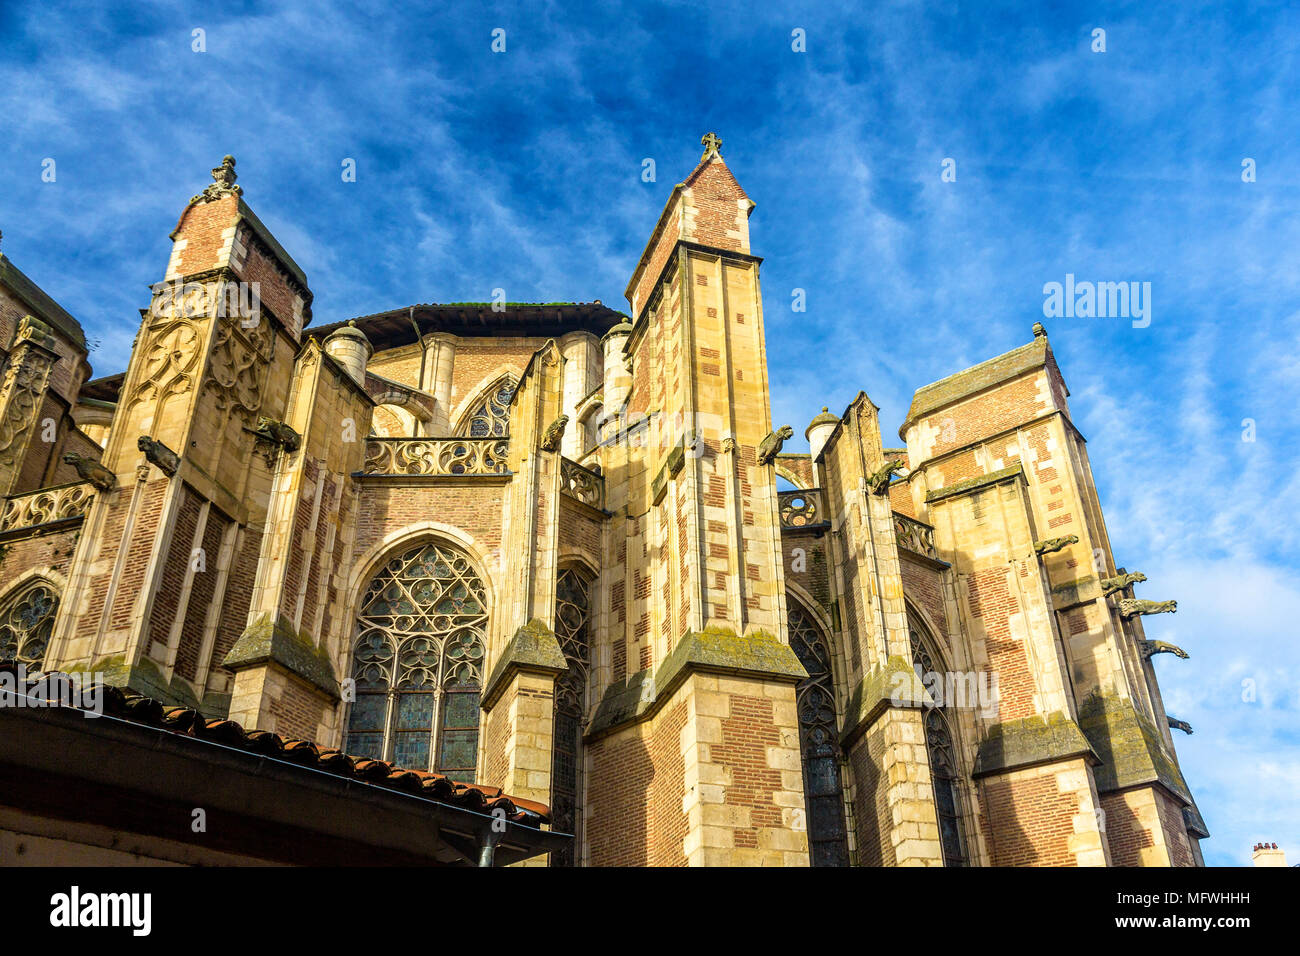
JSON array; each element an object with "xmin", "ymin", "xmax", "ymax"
[
  {"xmin": 550, "ymin": 566, "xmax": 593, "ymax": 866},
  {"xmin": 0, "ymin": 581, "xmax": 59, "ymax": 669},
  {"xmin": 909, "ymin": 620, "xmax": 969, "ymax": 867},
  {"xmin": 343, "ymin": 542, "xmax": 487, "ymax": 781},
  {"xmin": 459, "ymin": 379, "xmax": 516, "ymax": 438},
  {"xmin": 787, "ymin": 599, "xmax": 850, "ymax": 867}
]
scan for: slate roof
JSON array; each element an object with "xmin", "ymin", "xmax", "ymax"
[{"xmin": 3, "ymin": 662, "xmax": 549, "ymax": 827}]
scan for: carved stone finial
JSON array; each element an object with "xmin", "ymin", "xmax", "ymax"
[
  {"xmin": 62, "ymin": 453, "xmax": 115, "ymax": 491},
  {"xmin": 540, "ymin": 414, "xmax": 569, "ymax": 452},
  {"xmin": 1139, "ymin": 639, "xmax": 1189, "ymax": 660},
  {"xmin": 1034, "ymin": 534, "xmax": 1078, "ymax": 556},
  {"xmin": 1167, "ymin": 715, "xmax": 1193, "ymax": 735},
  {"xmin": 757, "ymin": 425, "xmax": 793, "ymax": 466},
  {"xmin": 700, "ymin": 132, "xmax": 722, "ymax": 161},
  {"xmin": 190, "ymin": 154, "xmax": 243, "ymax": 205},
  {"xmin": 1033, "ymin": 322, "xmax": 1047, "ymax": 339},
  {"xmin": 15, "ymin": 314, "xmax": 58, "ymax": 350},
  {"xmin": 1119, "ymin": 598, "xmax": 1177, "ymax": 618},
  {"xmin": 1101, "ymin": 571, "xmax": 1146, "ymax": 596},
  {"xmin": 866, "ymin": 458, "xmax": 905, "ymax": 496},
  {"xmin": 137, "ymin": 435, "xmax": 180, "ymax": 477}
]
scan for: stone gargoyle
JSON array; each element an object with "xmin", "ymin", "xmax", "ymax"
[
  {"xmin": 1120, "ymin": 598, "xmax": 1177, "ymax": 618},
  {"xmin": 866, "ymin": 458, "xmax": 905, "ymax": 496},
  {"xmin": 62, "ymin": 453, "xmax": 115, "ymax": 491},
  {"xmin": 137, "ymin": 435, "xmax": 180, "ymax": 476},
  {"xmin": 541, "ymin": 414, "xmax": 569, "ymax": 452},
  {"xmin": 1167, "ymin": 715, "xmax": 1193, "ymax": 735},
  {"xmin": 1139, "ymin": 639, "xmax": 1189, "ymax": 660},
  {"xmin": 1034, "ymin": 535, "xmax": 1079, "ymax": 556},
  {"xmin": 253, "ymin": 417, "xmax": 302, "ymax": 454},
  {"xmin": 757, "ymin": 425, "xmax": 793, "ymax": 466},
  {"xmin": 1101, "ymin": 571, "xmax": 1147, "ymax": 596}
]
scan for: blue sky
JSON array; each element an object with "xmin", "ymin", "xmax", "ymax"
[{"xmin": 2, "ymin": 0, "xmax": 1296, "ymax": 866}]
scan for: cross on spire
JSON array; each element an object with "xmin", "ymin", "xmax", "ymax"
[{"xmin": 700, "ymin": 132, "xmax": 722, "ymax": 160}]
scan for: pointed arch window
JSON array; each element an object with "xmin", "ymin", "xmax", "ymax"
[
  {"xmin": 909, "ymin": 622, "xmax": 969, "ymax": 867},
  {"xmin": 0, "ymin": 580, "xmax": 59, "ymax": 669},
  {"xmin": 458, "ymin": 379, "xmax": 516, "ymax": 438},
  {"xmin": 787, "ymin": 599, "xmax": 850, "ymax": 867},
  {"xmin": 551, "ymin": 566, "xmax": 593, "ymax": 866},
  {"xmin": 344, "ymin": 542, "xmax": 487, "ymax": 780}
]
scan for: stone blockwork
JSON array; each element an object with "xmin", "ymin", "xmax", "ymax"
[{"xmin": 0, "ymin": 142, "xmax": 1201, "ymax": 867}]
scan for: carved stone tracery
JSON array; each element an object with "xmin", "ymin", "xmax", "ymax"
[
  {"xmin": 0, "ymin": 482, "xmax": 94, "ymax": 532},
  {"xmin": 0, "ymin": 319, "xmax": 60, "ymax": 473}
]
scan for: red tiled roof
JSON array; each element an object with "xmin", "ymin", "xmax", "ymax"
[{"xmin": 4, "ymin": 664, "xmax": 549, "ymax": 825}]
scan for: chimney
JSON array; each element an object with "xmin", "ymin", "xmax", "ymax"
[{"xmin": 1251, "ymin": 842, "xmax": 1288, "ymax": 867}]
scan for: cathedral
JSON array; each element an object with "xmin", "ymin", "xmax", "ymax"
[{"xmin": 0, "ymin": 135, "xmax": 1206, "ymax": 866}]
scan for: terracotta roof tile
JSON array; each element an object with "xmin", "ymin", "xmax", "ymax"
[{"xmin": 2, "ymin": 664, "xmax": 549, "ymax": 826}]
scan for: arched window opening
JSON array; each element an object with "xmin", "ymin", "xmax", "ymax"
[
  {"xmin": 787, "ymin": 599, "xmax": 850, "ymax": 867},
  {"xmin": 344, "ymin": 542, "xmax": 487, "ymax": 780},
  {"xmin": 551, "ymin": 566, "xmax": 593, "ymax": 866},
  {"xmin": 909, "ymin": 621, "xmax": 969, "ymax": 867},
  {"xmin": 369, "ymin": 404, "xmax": 416, "ymax": 438},
  {"xmin": 458, "ymin": 379, "xmax": 516, "ymax": 438},
  {"xmin": 0, "ymin": 580, "xmax": 59, "ymax": 669}
]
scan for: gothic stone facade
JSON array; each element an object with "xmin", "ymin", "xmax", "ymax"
[{"xmin": 0, "ymin": 143, "xmax": 1207, "ymax": 866}]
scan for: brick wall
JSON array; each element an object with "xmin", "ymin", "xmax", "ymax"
[
  {"xmin": 849, "ymin": 727, "xmax": 895, "ymax": 866},
  {"xmin": 900, "ymin": 558, "xmax": 948, "ymax": 639},
  {"xmin": 783, "ymin": 535, "xmax": 831, "ymax": 613},
  {"xmin": 265, "ymin": 666, "xmax": 334, "ymax": 741},
  {"xmin": 978, "ymin": 760, "xmax": 1093, "ymax": 866},
  {"xmin": 147, "ymin": 484, "xmax": 201, "ymax": 655},
  {"xmin": 353, "ymin": 483, "xmax": 504, "ymax": 564},
  {"xmin": 586, "ymin": 698, "xmax": 689, "ymax": 866},
  {"xmin": 106, "ymin": 481, "xmax": 166, "ymax": 631},
  {"xmin": 0, "ymin": 528, "xmax": 79, "ymax": 599},
  {"xmin": 176, "ymin": 506, "xmax": 231, "ymax": 682}
]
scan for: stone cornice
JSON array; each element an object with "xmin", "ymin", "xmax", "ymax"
[
  {"xmin": 481, "ymin": 619, "xmax": 568, "ymax": 710},
  {"xmin": 971, "ymin": 711, "xmax": 1099, "ymax": 778},
  {"xmin": 222, "ymin": 613, "xmax": 340, "ymax": 700},
  {"xmin": 924, "ymin": 464, "xmax": 1026, "ymax": 504},
  {"xmin": 585, "ymin": 627, "xmax": 805, "ymax": 742}
]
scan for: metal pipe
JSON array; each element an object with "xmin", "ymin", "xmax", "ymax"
[{"xmin": 477, "ymin": 831, "xmax": 498, "ymax": 868}]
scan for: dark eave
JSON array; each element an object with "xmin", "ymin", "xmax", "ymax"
[
  {"xmin": 310, "ymin": 302, "xmax": 627, "ymax": 351},
  {"xmin": 77, "ymin": 303, "xmax": 629, "ymax": 404},
  {"xmin": 80, "ymin": 371, "xmax": 125, "ymax": 404}
]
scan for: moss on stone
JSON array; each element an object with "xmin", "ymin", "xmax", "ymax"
[
  {"xmin": 87, "ymin": 653, "xmax": 206, "ymax": 710},
  {"xmin": 656, "ymin": 626, "xmax": 805, "ymax": 697},
  {"xmin": 925, "ymin": 464, "xmax": 1024, "ymax": 504},
  {"xmin": 972, "ymin": 711, "xmax": 1098, "ymax": 777},
  {"xmin": 585, "ymin": 627, "xmax": 807, "ymax": 740},
  {"xmin": 1077, "ymin": 691, "xmax": 1192, "ymax": 803},
  {"xmin": 839, "ymin": 655, "xmax": 927, "ymax": 747},
  {"xmin": 223, "ymin": 612, "xmax": 339, "ymax": 699},
  {"xmin": 481, "ymin": 618, "xmax": 567, "ymax": 708}
]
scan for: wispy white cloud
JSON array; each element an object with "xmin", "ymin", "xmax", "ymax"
[{"xmin": 0, "ymin": 0, "xmax": 1295, "ymax": 865}]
